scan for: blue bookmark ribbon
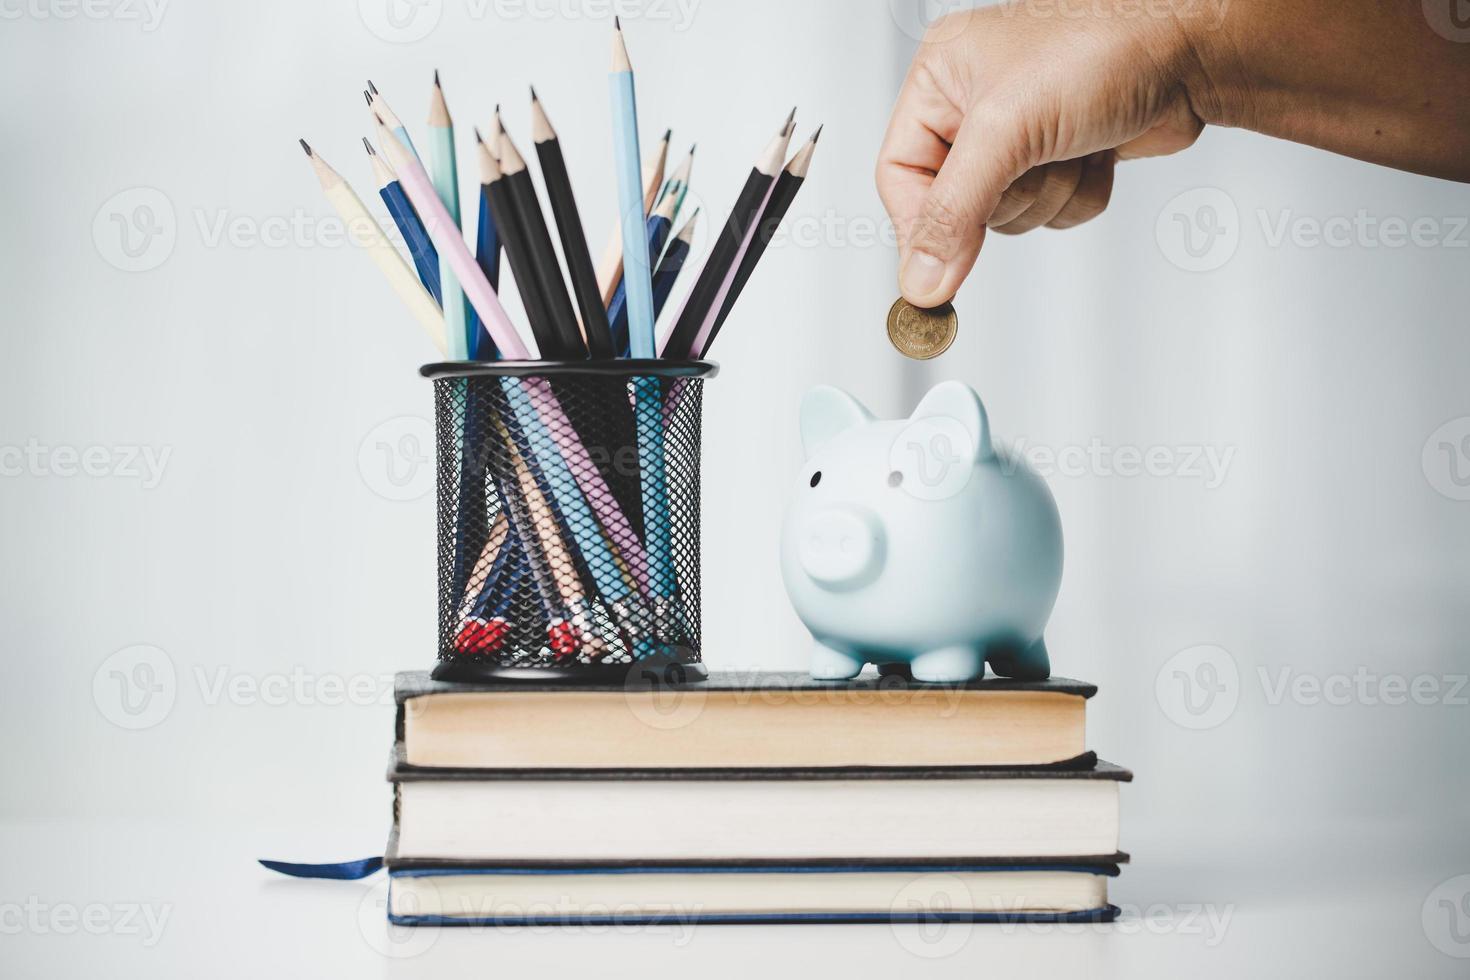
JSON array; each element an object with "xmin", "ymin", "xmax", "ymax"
[{"xmin": 258, "ymin": 857, "xmax": 383, "ymax": 880}]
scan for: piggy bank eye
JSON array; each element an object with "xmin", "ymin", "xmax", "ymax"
[
  {"xmin": 887, "ymin": 470, "xmax": 904, "ymax": 488},
  {"xmin": 809, "ymin": 471, "xmax": 822, "ymax": 488}
]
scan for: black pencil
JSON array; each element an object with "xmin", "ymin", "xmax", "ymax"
[
  {"xmin": 475, "ymin": 127, "xmax": 556, "ymax": 358},
  {"xmin": 530, "ymin": 87, "xmax": 615, "ymax": 359},
  {"xmin": 662, "ymin": 109, "xmax": 794, "ymax": 360},
  {"xmin": 701, "ymin": 126, "xmax": 821, "ymax": 357}
]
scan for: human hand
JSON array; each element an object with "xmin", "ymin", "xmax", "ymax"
[{"xmin": 877, "ymin": 3, "xmax": 1208, "ymax": 307}]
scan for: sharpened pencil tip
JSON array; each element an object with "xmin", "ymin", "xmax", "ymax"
[
  {"xmin": 473, "ymin": 127, "xmax": 483, "ymax": 144},
  {"xmin": 529, "ymin": 84, "xmax": 538, "ymax": 101},
  {"xmin": 433, "ymin": 69, "xmax": 441, "ymax": 87},
  {"xmin": 689, "ymin": 143, "xmax": 697, "ymax": 155},
  {"xmin": 363, "ymin": 90, "xmax": 373, "ymax": 106},
  {"xmin": 614, "ymin": 14, "xmax": 620, "ymax": 29},
  {"xmin": 367, "ymin": 79, "xmax": 378, "ymax": 95},
  {"xmin": 662, "ymin": 127, "xmax": 671, "ymax": 142},
  {"xmin": 362, "ymin": 136, "xmax": 374, "ymax": 154},
  {"xmin": 812, "ymin": 124, "xmax": 823, "ymax": 143},
  {"xmin": 298, "ymin": 138, "xmax": 312, "ymax": 156}
]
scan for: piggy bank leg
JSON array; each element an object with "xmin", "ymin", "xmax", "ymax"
[
  {"xmin": 987, "ymin": 637, "xmax": 1051, "ymax": 681},
  {"xmin": 909, "ymin": 646, "xmax": 984, "ymax": 684},
  {"xmin": 810, "ymin": 639, "xmax": 866, "ymax": 680}
]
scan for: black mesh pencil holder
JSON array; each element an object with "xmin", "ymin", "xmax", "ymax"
[{"xmin": 421, "ymin": 359, "xmax": 717, "ymax": 683}]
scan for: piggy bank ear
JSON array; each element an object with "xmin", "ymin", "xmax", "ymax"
[
  {"xmin": 909, "ymin": 381, "xmax": 994, "ymax": 461},
  {"xmin": 800, "ymin": 386, "xmax": 873, "ymax": 457}
]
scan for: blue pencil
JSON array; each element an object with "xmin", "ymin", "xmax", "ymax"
[
  {"xmin": 607, "ymin": 192, "xmax": 677, "ymax": 354},
  {"xmin": 609, "ymin": 19, "xmax": 677, "ymax": 627},
  {"xmin": 364, "ymin": 138, "xmax": 441, "ymax": 305},
  {"xmin": 367, "ymin": 82, "xmax": 424, "ymax": 166},
  {"xmin": 608, "ymin": 19, "xmax": 657, "ymax": 358},
  {"xmin": 651, "ymin": 209, "xmax": 698, "ymax": 326},
  {"xmin": 472, "ymin": 186, "xmax": 501, "ymax": 359}
]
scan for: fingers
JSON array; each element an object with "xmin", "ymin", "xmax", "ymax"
[
  {"xmin": 895, "ymin": 109, "xmax": 1030, "ymax": 307},
  {"xmin": 990, "ymin": 152, "xmax": 1116, "ymax": 235},
  {"xmin": 875, "ymin": 65, "xmax": 965, "ymax": 246},
  {"xmin": 1047, "ymin": 151, "xmax": 1115, "ymax": 228},
  {"xmin": 990, "ymin": 157, "xmax": 1084, "ymax": 235}
]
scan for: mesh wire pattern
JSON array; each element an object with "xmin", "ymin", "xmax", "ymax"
[{"xmin": 425, "ymin": 361, "xmax": 714, "ymax": 680}]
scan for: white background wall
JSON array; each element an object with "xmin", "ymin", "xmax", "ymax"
[{"xmin": 2, "ymin": 0, "xmax": 1468, "ymax": 975}]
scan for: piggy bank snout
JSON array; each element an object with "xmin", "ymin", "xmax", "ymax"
[{"xmin": 797, "ymin": 505, "xmax": 885, "ymax": 589}]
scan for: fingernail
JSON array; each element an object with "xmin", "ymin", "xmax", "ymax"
[{"xmin": 900, "ymin": 251, "xmax": 944, "ymax": 301}]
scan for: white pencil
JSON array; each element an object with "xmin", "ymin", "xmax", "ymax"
[{"xmin": 300, "ymin": 139, "xmax": 446, "ymax": 355}]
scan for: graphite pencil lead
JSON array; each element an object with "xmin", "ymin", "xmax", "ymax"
[
  {"xmin": 812, "ymin": 124, "xmax": 823, "ymax": 143},
  {"xmin": 298, "ymin": 138, "xmax": 312, "ymax": 156},
  {"xmin": 363, "ymin": 90, "xmax": 373, "ymax": 107},
  {"xmin": 614, "ymin": 14, "xmax": 620, "ymax": 29},
  {"xmin": 367, "ymin": 79, "xmax": 378, "ymax": 95},
  {"xmin": 662, "ymin": 127, "xmax": 671, "ymax": 141},
  {"xmin": 362, "ymin": 136, "xmax": 375, "ymax": 154},
  {"xmin": 434, "ymin": 68, "xmax": 441, "ymax": 87},
  {"xmin": 783, "ymin": 106, "xmax": 796, "ymax": 135},
  {"xmin": 529, "ymin": 84, "xmax": 538, "ymax": 101}
]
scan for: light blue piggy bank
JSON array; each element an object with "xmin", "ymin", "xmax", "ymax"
[{"xmin": 780, "ymin": 381, "xmax": 1062, "ymax": 683}]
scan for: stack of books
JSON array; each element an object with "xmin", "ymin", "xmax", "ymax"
[{"xmin": 384, "ymin": 670, "xmax": 1130, "ymax": 925}]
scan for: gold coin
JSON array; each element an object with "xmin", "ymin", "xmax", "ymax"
[{"xmin": 886, "ymin": 298, "xmax": 957, "ymax": 360}]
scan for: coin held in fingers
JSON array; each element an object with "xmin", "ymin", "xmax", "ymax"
[{"xmin": 886, "ymin": 298, "xmax": 957, "ymax": 360}]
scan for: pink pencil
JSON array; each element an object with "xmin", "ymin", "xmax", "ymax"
[
  {"xmin": 379, "ymin": 119, "xmax": 533, "ymax": 360},
  {"xmin": 680, "ymin": 179, "xmax": 778, "ymax": 358}
]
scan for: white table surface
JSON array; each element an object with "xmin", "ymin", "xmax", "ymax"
[{"xmin": 4, "ymin": 818, "xmax": 1466, "ymax": 978}]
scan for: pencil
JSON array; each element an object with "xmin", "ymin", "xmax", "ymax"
[
  {"xmin": 655, "ymin": 143, "xmax": 695, "ymax": 223},
  {"xmin": 475, "ymin": 127, "xmax": 557, "ymax": 359},
  {"xmin": 661, "ymin": 109, "xmax": 793, "ymax": 360},
  {"xmin": 652, "ymin": 207, "xmax": 698, "ymax": 324},
  {"xmin": 456, "ymin": 510, "xmax": 511, "ymax": 623},
  {"xmin": 595, "ymin": 126, "xmax": 670, "ymax": 307},
  {"xmin": 531, "ymin": 87, "xmax": 616, "ymax": 359},
  {"xmin": 427, "ymin": 71, "xmax": 472, "ymax": 361},
  {"xmin": 367, "ymin": 81, "xmax": 423, "ymax": 164},
  {"xmin": 299, "ymin": 140, "xmax": 446, "ymax": 355},
  {"xmin": 501, "ymin": 379, "xmax": 648, "ymax": 628},
  {"xmin": 363, "ymin": 137, "xmax": 441, "ymax": 305},
  {"xmin": 377, "ymin": 113, "xmax": 533, "ymax": 358},
  {"xmin": 498, "ymin": 123, "xmax": 586, "ymax": 359},
  {"xmin": 607, "ymin": 189, "xmax": 677, "ymax": 354},
  {"xmin": 696, "ymin": 126, "xmax": 821, "ymax": 357},
  {"xmin": 608, "ymin": 18, "xmax": 658, "ymax": 358},
  {"xmin": 473, "ymin": 179, "xmax": 501, "ymax": 359}
]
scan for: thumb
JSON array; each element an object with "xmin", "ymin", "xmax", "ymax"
[{"xmin": 899, "ymin": 110, "xmax": 1027, "ymax": 308}]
